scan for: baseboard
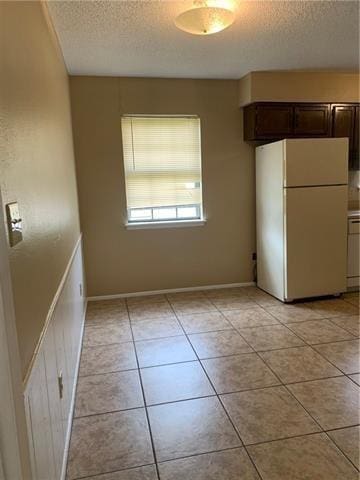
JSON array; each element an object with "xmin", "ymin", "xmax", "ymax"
[
  {"xmin": 88, "ymin": 281, "xmax": 256, "ymax": 301},
  {"xmin": 60, "ymin": 300, "xmax": 87, "ymax": 480}
]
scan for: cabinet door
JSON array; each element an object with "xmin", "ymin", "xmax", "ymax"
[
  {"xmin": 332, "ymin": 105, "xmax": 355, "ymax": 143},
  {"xmin": 348, "ymin": 233, "xmax": 360, "ymax": 277},
  {"xmin": 256, "ymin": 105, "xmax": 293, "ymax": 138},
  {"xmin": 332, "ymin": 105, "xmax": 356, "ymax": 169},
  {"xmin": 294, "ymin": 105, "xmax": 330, "ymax": 136}
]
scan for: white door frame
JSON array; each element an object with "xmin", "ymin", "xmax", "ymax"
[
  {"xmin": 0, "ymin": 189, "xmax": 32, "ymax": 480},
  {"xmin": 0, "ymin": 448, "xmax": 6, "ymax": 480}
]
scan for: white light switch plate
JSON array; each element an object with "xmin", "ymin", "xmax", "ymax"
[{"xmin": 6, "ymin": 202, "xmax": 22, "ymax": 247}]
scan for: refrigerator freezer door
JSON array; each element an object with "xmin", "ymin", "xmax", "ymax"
[
  {"xmin": 284, "ymin": 185, "xmax": 348, "ymax": 300},
  {"xmin": 284, "ymin": 138, "xmax": 348, "ymax": 187}
]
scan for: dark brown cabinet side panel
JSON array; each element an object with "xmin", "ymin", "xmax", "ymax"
[
  {"xmin": 294, "ymin": 105, "xmax": 330, "ymax": 136},
  {"xmin": 352, "ymin": 106, "xmax": 359, "ymax": 170}
]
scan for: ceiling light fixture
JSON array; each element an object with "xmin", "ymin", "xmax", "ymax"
[{"xmin": 175, "ymin": 1, "xmax": 235, "ymax": 36}]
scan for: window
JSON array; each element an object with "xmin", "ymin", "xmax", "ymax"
[{"xmin": 121, "ymin": 115, "xmax": 203, "ymax": 225}]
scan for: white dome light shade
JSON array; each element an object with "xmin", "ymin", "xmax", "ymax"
[{"xmin": 175, "ymin": 6, "xmax": 235, "ymax": 35}]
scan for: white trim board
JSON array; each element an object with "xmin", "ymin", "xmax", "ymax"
[
  {"xmin": 125, "ymin": 219, "xmax": 206, "ymax": 230},
  {"xmin": 0, "ymin": 286, "xmax": 23, "ymax": 480},
  {"xmin": 60, "ymin": 301, "xmax": 87, "ymax": 480},
  {"xmin": 0, "ymin": 187, "xmax": 32, "ymax": 480},
  {"xmin": 88, "ymin": 282, "xmax": 256, "ymax": 301}
]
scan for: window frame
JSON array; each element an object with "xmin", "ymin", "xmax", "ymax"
[
  {"xmin": 128, "ymin": 204, "xmax": 202, "ymax": 223},
  {"xmin": 121, "ymin": 114, "xmax": 205, "ymax": 229}
]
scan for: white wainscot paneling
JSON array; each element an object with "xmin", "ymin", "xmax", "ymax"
[{"xmin": 24, "ymin": 239, "xmax": 86, "ymax": 480}]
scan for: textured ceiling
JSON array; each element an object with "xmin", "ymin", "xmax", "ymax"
[{"xmin": 47, "ymin": 0, "xmax": 359, "ymax": 78}]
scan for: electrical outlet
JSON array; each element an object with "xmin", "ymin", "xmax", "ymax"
[
  {"xmin": 79, "ymin": 283, "xmax": 83, "ymax": 297},
  {"xmin": 58, "ymin": 371, "xmax": 64, "ymax": 399},
  {"xmin": 252, "ymin": 252, "xmax": 257, "ymax": 261}
]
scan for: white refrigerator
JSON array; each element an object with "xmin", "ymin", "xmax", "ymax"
[{"xmin": 256, "ymin": 138, "xmax": 348, "ymax": 302}]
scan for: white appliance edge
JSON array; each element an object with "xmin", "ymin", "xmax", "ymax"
[{"xmin": 256, "ymin": 138, "xmax": 348, "ymax": 302}]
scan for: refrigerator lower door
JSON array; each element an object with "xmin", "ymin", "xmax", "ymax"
[{"xmin": 284, "ymin": 185, "xmax": 348, "ymax": 300}]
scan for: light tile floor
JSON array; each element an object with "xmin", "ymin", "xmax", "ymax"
[{"xmin": 67, "ymin": 288, "xmax": 360, "ymax": 479}]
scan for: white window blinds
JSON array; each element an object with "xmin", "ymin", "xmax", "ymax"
[{"xmin": 121, "ymin": 115, "xmax": 203, "ymax": 222}]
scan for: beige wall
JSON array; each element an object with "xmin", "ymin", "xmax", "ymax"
[
  {"xmin": 239, "ymin": 71, "xmax": 360, "ymax": 106},
  {"xmin": 70, "ymin": 76, "xmax": 255, "ymax": 296},
  {"xmin": 0, "ymin": 2, "xmax": 80, "ymax": 377}
]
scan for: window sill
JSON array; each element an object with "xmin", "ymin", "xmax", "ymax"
[{"xmin": 125, "ymin": 218, "xmax": 207, "ymax": 230}]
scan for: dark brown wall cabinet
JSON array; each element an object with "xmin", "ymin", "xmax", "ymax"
[
  {"xmin": 331, "ymin": 104, "xmax": 359, "ymax": 170},
  {"xmin": 244, "ymin": 103, "xmax": 330, "ymax": 141},
  {"xmin": 294, "ymin": 105, "xmax": 330, "ymax": 136},
  {"xmin": 254, "ymin": 105, "xmax": 293, "ymax": 138},
  {"xmin": 244, "ymin": 102, "xmax": 359, "ymax": 169}
]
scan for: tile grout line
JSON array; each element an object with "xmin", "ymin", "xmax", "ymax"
[
  {"xmin": 277, "ymin": 337, "xmax": 360, "ymax": 471},
  {"xmin": 251, "ymin": 309, "xmax": 360, "ymax": 472},
  {"xmin": 74, "ymin": 421, "xmax": 360, "ymax": 479},
  {"xmin": 65, "ymin": 300, "xmax": 90, "ymax": 480},
  {"xmin": 78, "ymin": 357, "xmax": 198, "ymax": 377},
  {"xmin": 284, "ymin": 321, "xmax": 357, "ymax": 344},
  {"xmin": 256, "ymin": 302, "xmax": 360, "ymax": 377},
  {"xmin": 208, "ymin": 295, "xmax": 279, "ymax": 480},
  {"xmin": 323, "ymin": 421, "xmax": 360, "ymax": 473},
  {"xmin": 325, "ymin": 424, "xmax": 360, "ymax": 433},
  {"xmin": 74, "ymin": 373, "xmax": 355, "ymax": 419},
  {"xmin": 72, "ymin": 302, "xmax": 160, "ymax": 479},
  {"xmin": 279, "ymin": 322, "xmax": 358, "ymax": 377},
  {"xmin": 251, "ymin": 299, "xmax": 357, "ymax": 339},
  {"xmin": 230, "ymin": 427, "xmax": 360, "ymax": 449},
  {"xmin": 253, "ymin": 353, "xmax": 360, "ymax": 471},
  {"xmin": 80, "ymin": 333, "xmax": 360, "ymax": 356},
  {"xmin": 347, "ymin": 374, "xmax": 360, "ymax": 386},
  {"xmin": 155, "ymin": 445, "xmax": 248, "ymax": 466},
  {"xmin": 327, "ymin": 316, "xmax": 359, "ymax": 337},
  {"xmin": 173, "ymin": 292, "xmax": 360, "ymax": 473},
  {"xmin": 87, "ymin": 293, "xmax": 358, "ymax": 342},
  {"xmin": 84, "ymin": 297, "xmax": 359, "ymax": 380},
  {"xmin": 169, "ymin": 294, "xmax": 267, "ymax": 480},
  {"xmin": 129, "ymin": 301, "xmax": 358, "ymax": 345},
  {"xmin": 80, "ymin": 292, "xmax": 359, "ymax": 477},
  {"xmin": 207, "ymin": 298, "xmax": 314, "ymax": 454},
  {"xmin": 253, "ymin": 296, "xmax": 358, "ymax": 462},
  {"xmin": 125, "ymin": 300, "xmax": 161, "ymax": 480},
  {"xmin": 71, "ymin": 462, "xmax": 156, "ymax": 480}
]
